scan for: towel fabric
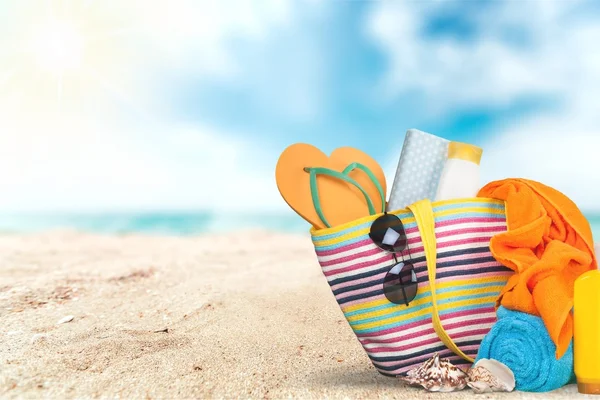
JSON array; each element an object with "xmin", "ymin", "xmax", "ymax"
[
  {"xmin": 478, "ymin": 178, "xmax": 597, "ymax": 359},
  {"xmin": 475, "ymin": 306, "xmax": 575, "ymax": 392}
]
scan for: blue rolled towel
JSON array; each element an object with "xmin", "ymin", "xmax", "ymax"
[{"xmin": 475, "ymin": 306, "xmax": 575, "ymax": 392}]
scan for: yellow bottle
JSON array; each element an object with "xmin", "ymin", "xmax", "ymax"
[{"xmin": 574, "ymin": 269, "xmax": 600, "ymax": 395}]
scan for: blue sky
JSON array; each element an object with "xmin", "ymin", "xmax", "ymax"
[{"xmin": 1, "ymin": 0, "xmax": 599, "ymax": 213}]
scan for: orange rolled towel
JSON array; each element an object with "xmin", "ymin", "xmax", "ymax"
[{"xmin": 478, "ymin": 178, "xmax": 597, "ymax": 359}]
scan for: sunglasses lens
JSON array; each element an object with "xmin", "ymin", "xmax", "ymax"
[
  {"xmin": 383, "ymin": 262, "xmax": 418, "ymax": 305},
  {"xmin": 369, "ymin": 214, "xmax": 407, "ymax": 252}
]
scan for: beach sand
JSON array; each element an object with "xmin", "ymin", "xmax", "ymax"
[{"xmin": 0, "ymin": 231, "xmax": 597, "ymax": 399}]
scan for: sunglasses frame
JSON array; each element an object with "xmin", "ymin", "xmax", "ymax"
[{"xmin": 369, "ymin": 212, "xmax": 418, "ymax": 306}]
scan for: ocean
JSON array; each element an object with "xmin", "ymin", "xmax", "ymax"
[
  {"xmin": 0, "ymin": 212, "xmax": 598, "ymax": 241},
  {"xmin": 0, "ymin": 212, "xmax": 311, "ymax": 235}
]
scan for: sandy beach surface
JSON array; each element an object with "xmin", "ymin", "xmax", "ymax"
[{"xmin": 0, "ymin": 231, "xmax": 597, "ymax": 399}]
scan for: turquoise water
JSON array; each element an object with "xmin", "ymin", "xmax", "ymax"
[
  {"xmin": 0, "ymin": 212, "xmax": 598, "ymax": 240},
  {"xmin": 0, "ymin": 212, "xmax": 310, "ymax": 235}
]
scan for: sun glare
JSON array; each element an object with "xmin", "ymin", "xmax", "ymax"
[
  {"xmin": 31, "ymin": 20, "xmax": 84, "ymax": 74},
  {"xmin": 5, "ymin": 1, "xmax": 145, "ymax": 114}
]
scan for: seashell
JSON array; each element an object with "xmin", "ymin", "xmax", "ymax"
[
  {"xmin": 398, "ymin": 353, "xmax": 469, "ymax": 392},
  {"xmin": 467, "ymin": 358, "xmax": 515, "ymax": 393},
  {"xmin": 57, "ymin": 315, "xmax": 74, "ymax": 325}
]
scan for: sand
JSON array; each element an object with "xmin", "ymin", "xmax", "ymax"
[{"xmin": 0, "ymin": 231, "xmax": 597, "ymax": 399}]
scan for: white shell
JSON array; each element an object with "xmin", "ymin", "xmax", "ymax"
[
  {"xmin": 399, "ymin": 353, "xmax": 468, "ymax": 392},
  {"xmin": 467, "ymin": 358, "xmax": 515, "ymax": 393},
  {"xmin": 57, "ymin": 315, "xmax": 74, "ymax": 324}
]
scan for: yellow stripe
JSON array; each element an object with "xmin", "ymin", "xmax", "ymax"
[
  {"xmin": 350, "ymin": 294, "xmax": 498, "ymax": 331},
  {"xmin": 312, "ymin": 207, "xmax": 505, "ymax": 246},
  {"xmin": 344, "ymin": 283, "xmax": 504, "ymax": 323},
  {"xmin": 344, "ymin": 283, "xmax": 434, "ymax": 319},
  {"xmin": 309, "ymin": 197, "xmax": 505, "ymax": 237},
  {"xmin": 341, "ymin": 275, "xmax": 506, "ymax": 313}
]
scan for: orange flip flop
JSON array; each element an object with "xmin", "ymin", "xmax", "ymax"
[
  {"xmin": 275, "ymin": 143, "xmax": 387, "ymax": 229},
  {"xmin": 330, "ymin": 146, "xmax": 387, "ymax": 208}
]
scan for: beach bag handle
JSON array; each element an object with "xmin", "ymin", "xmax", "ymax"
[
  {"xmin": 305, "ymin": 162, "xmax": 386, "ymax": 228},
  {"xmin": 408, "ymin": 199, "xmax": 474, "ymax": 363}
]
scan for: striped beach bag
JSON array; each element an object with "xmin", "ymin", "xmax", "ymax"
[{"xmin": 309, "ymin": 169, "xmax": 513, "ymax": 377}]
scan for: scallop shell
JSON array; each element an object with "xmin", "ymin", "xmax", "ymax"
[
  {"xmin": 398, "ymin": 353, "xmax": 468, "ymax": 392},
  {"xmin": 467, "ymin": 358, "xmax": 515, "ymax": 393}
]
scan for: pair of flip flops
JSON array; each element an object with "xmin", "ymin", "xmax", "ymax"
[{"xmin": 275, "ymin": 143, "xmax": 387, "ymax": 230}]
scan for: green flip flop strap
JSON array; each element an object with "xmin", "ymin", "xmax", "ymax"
[
  {"xmin": 341, "ymin": 162, "xmax": 385, "ymax": 214},
  {"xmin": 305, "ymin": 163, "xmax": 384, "ymax": 228}
]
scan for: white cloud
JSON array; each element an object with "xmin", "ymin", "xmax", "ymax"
[
  {"xmin": 480, "ymin": 116, "xmax": 600, "ymax": 212},
  {"xmin": 0, "ymin": 0, "xmax": 324, "ymax": 213},
  {"xmin": 120, "ymin": 0, "xmax": 294, "ymax": 78},
  {"xmin": 0, "ymin": 112, "xmax": 164, "ymax": 211},
  {"xmin": 368, "ymin": 1, "xmax": 600, "ymax": 211},
  {"xmin": 0, "ymin": 111, "xmax": 284, "ymax": 213},
  {"xmin": 2, "ymin": 0, "xmax": 316, "ymax": 111},
  {"xmin": 366, "ymin": 1, "xmax": 586, "ymax": 111},
  {"xmin": 133, "ymin": 125, "xmax": 286, "ymax": 213}
]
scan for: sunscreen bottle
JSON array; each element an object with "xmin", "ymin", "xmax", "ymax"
[
  {"xmin": 435, "ymin": 141, "xmax": 483, "ymax": 201},
  {"xmin": 574, "ymin": 269, "xmax": 600, "ymax": 395}
]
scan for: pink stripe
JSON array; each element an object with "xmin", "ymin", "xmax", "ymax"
[
  {"xmin": 373, "ymin": 352, "xmax": 459, "ymax": 369},
  {"xmin": 367, "ymin": 326, "xmax": 437, "ymax": 349},
  {"xmin": 323, "ymin": 252, "xmax": 502, "ymax": 282},
  {"xmin": 327, "ymin": 254, "xmax": 505, "ymax": 290},
  {"xmin": 435, "ymin": 217, "xmax": 504, "ymax": 229},
  {"xmin": 358, "ymin": 317, "xmax": 433, "ymax": 344},
  {"xmin": 355, "ymin": 306, "xmax": 496, "ymax": 338},
  {"xmin": 337, "ymin": 283, "xmax": 496, "ymax": 308},
  {"xmin": 329, "ymin": 269, "xmax": 388, "ymax": 291},
  {"xmin": 318, "ymin": 238, "xmax": 409, "ymax": 266},
  {"xmin": 366, "ymin": 328, "xmax": 490, "ymax": 353},
  {"xmin": 435, "ymin": 235, "xmax": 494, "ymax": 249},
  {"xmin": 373, "ymin": 347, "xmax": 478, "ymax": 369},
  {"xmin": 359, "ymin": 316, "xmax": 497, "ymax": 346},
  {"xmin": 436, "ymin": 224, "xmax": 506, "ymax": 239},
  {"xmin": 434, "ymin": 270, "xmax": 512, "ymax": 285},
  {"xmin": 334, "ymin": 270, "xmax": 505, "ymax": 306},
  {"xmin": 320, "ymin": 246, "xmax": 384, "ymax": 267},
  {"xmin": 315, "ymin": 239, "xmax": 373, "ymax": 257},
  {"xmin": 333, "ymin": 260, "xmax": 503, "ymax": 290},
  {"xmin": 322, "ymin": 253, "xmax": 391, "ymax": 276},
  {"xmin": 439, "ymin": 250, "xmax": 496, "ymax": 265},
  {"xmin": 442, "ymin": 316, "xmax": 497, "ymax": 331},
  {"xmin": 313, "ymin": 216, "xmax": 505, "ymax": 256},
  {"xmin": 321, "ymin": 235, "xmax": 496, "ymax": 276},
  {"xmin": 369, "ymin": 331, "xmax": 440, "ymax": 354},
  {"xmin": 318, "ymin": 227, "xmax": 501, "ymax": 268}
]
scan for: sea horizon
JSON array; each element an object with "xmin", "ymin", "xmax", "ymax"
[
  {"xmin": 0, "ymin": 211, "xmax": 598, "ymax": 242},
  {"xmin": 0, "ymin": 211, "xmax": 310, "ymax": 236}
]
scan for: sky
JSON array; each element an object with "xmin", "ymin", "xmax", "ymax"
[{"xmin": 1, "ymin": 0, "xmax": 600, "ymax": 214}]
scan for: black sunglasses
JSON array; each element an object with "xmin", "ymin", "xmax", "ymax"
[{"xmin": 369, "ymin": 213, "xmax": 418, "ymax": 306}]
